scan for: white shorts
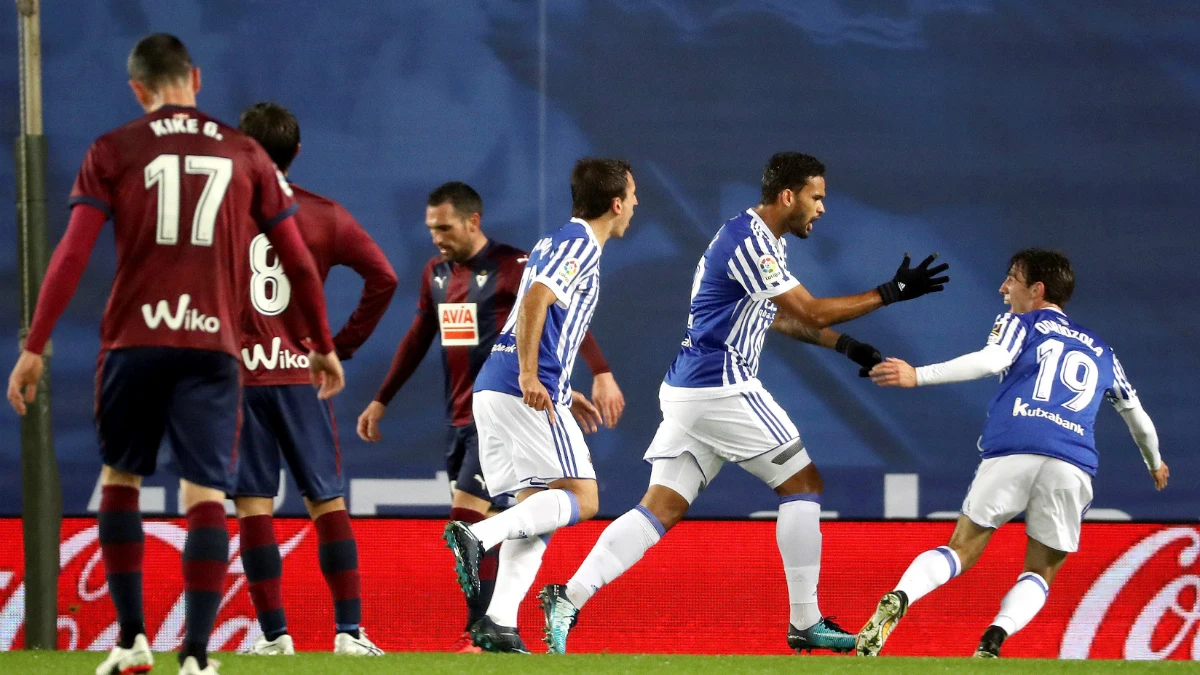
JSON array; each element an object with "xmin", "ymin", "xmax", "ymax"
[
  {"xmin": 473, "ymin": 390, "xmax": 595, "ymax": 497},
  {"xmin": 642, "ymin": 389, "xmax": 811, "ymax": 495},
  {"xmin": 961, "ymin": 454, "xmax": 1094, "ymax": 553}
]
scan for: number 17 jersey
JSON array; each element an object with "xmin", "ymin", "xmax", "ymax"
[
  {"xmin": 69, "ymin": 105, "xmax": 297, "ymax": 358},
  {"xmin": 980, "ymin": 308, "xmax": 1139, "ymax": 475}
]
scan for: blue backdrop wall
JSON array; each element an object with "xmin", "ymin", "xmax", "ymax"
[{"xmin": 0, "ymin": 1, "xmax": 1195, "ymax": 520}]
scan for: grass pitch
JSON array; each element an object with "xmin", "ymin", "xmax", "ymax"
[{"xmin": 2, "ymin": 652, "xmax": 1197, "ymax": 674}]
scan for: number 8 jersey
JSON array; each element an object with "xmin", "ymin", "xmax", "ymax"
[
  {"xmin": 68, "ymin": 104, "xmax": 297, "ymax": 357},
  {"xmin": 980, "ymin": 308, "xmax": 1139, "ymax": 475}
]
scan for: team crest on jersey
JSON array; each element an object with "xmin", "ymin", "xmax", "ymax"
[
  {"xmin": 476, "ymin": 271, "xmax": 488, "ymax": 288},
  {"xmin": 556, "ymin": 259, "xmax": 580, "ymax": 284},
  {"xmin": 439, "ymin": 302, "xmax": 479, "ymax": 346},
  {"xmin": 758, "ymin": 254, "xmax": 782, "ymax": 282}
]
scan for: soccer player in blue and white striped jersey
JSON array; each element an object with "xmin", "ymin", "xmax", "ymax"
[
  {"xmin": 536, "ymin": 152, "xmax": 950, "ymax": 654},
  {"xmin": 858, "ymin": 249, "xmax": 1167, "ymax": 659},
  {"xmin": 444, "ymin": 159, "xmax": 636, "ymax": 652}
]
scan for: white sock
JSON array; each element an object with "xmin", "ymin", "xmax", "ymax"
[
  {"xmin": 485, "ymin": 534, "xmax": 549, "ymax": 627},
  {"xmin": 894, "ymin": 546, "xmax": 962, "ymax": 605},
  {"xmin": 992, "ymin": 572, "xmax": 1049, "ymax": 636},
  {"xmin": 777, "ymin": 496, "xmax": 822, "ymax": 630},
  {"xmin": 565, "ymin": 506, "xmax": 664, "ymax": 609},
  {"xmin": 469, "ymin": 489, "xmax": 579, "ymax": 551}
]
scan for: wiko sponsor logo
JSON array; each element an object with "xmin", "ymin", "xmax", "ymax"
[
  {"xmin": 242, "ymin": 336, "xmax": 310, "ymax": 371},
  {"xmin": 1012, "ymin": 397, "xmax": 1085, "ymax": 436},
  {"xmin": 140, "ymin": 294, "xmax": 220, "ymax": 333}
]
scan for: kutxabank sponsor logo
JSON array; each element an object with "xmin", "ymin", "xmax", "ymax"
[{"xmin": 1012, "ymin": 397, "xmax": 1085, "ymax": 436}]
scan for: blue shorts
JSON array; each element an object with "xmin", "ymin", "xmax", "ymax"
[
  {"xmin": 446, "ymin": 424, "xmax": 488, "ymax": 501},
  {"xmin": 234, "ymin": 384, "xmax": 343, "ymax": 502},
  {"xmin": 96, "ymin": 347, "xmax": 241, "ymax": 493}
]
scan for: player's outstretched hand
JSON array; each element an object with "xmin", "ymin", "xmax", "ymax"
[
  {"xmin": 307, "ymin": 348, "xmax": 345, "ymax": 400},
  {"xmin": 357, "ymin": 401, "xmax": 386, "ymax": 442},
  {"xmin": 1151, "ymin": 461, "xmax": 1169, "ymax": 491},
  {"xmin": 591, "ymin": 372, "xmax": 625, "ymax": 428},
  {"xmin": 571, "ymin": 391, "xmax": 603, "ymax": 434},
  {"xmin": 869, "ymin": 357, "xmax": 918, "ymax": 388},
  {"xmin": 519, "ymin": 371, "xmax": 555, "ymax": 423},
  {"xmin": 7, "ymin": 351, "xmax": 43, "ymax": 416},
  {"xmin": 835, "ymin": 335, "xmax": 882, "ymax": 377},
  {"xmin": 877, "ymin": 253, "xmax": 950, "ymax": 305}
]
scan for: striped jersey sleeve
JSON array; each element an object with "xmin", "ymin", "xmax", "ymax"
[
  {"xmin": 532, "ymin": 235, "xmax": 599, "ymax": 306},
  {"xmin": 986, "ymin": 312, "xmax": 1028, "ymax": 360},
  {"xmin": 725, "ymin": 233, "xmax": 799, "ymax": 301},
  {"xmin": 1106, "ymin": 354, "xmax": 1140, "ymax": 410}
]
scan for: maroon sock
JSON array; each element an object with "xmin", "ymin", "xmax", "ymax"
[
  {"xmin": 99, "ymin": 485, "xmax": 144, "ymax": 648},
  {"xmin": 180, "ymin": 501, "xmax": 228, "ymax": 669},
  {"xmin": 239, "ymin": 514, "xmax": 286, "ymax": 640},
  {"xmin": 315, "ymin": 510, "xmax": 361, "ymax": 636}
]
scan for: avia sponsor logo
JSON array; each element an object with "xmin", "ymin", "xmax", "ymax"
[
  {"xmin": 241, "ymin": 337, "xmax": 310, "ymax": 371},
  {"xmin": 1035, "ymin": 320, "xmax": 1104, "ymax": 357},
  {"xmin": 439, "ymin": 303, "xmax": 479, "ymax": 346},
  {"xmin": 140, "ymin": 294, "xmax": 220, "ymax": 333},
  {"xmin": 1012, "ymin": 397, "xmax": 1085, "ymax": 436}
]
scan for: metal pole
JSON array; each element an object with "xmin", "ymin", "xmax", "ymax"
[{"xmin": 15, "ymin": 0, "xmax": 61, "ymax": 651}]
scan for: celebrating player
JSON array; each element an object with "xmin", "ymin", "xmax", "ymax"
[
  {"xmin": 5, "ymin": 36, "xmax": 342, "ymax": 675},
  {"xmin": 536, "ymin": 152, "xmax": 949, "ymax": 655},
  {"xmin": 856, "ymin": 249, "xmax": 1167, "ymax": 658},
  {"xmin": 232, "ymin": 102, "xmax": 397, "ymax": 656},
  {"xmin": 357, "ymin": 181, "xmax": 623, "ymax": 651},
  {"xmin": 442, "ymin": 159, "xmax": 636, "ymax": 653}
]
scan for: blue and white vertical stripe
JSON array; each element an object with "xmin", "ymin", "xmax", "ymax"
[
  {"xmin": 988, "ymin": 312, "xmax": 1029, "ymax": 364},
  {"xmin": 486, "ymin": 219, "xmax": 602, "ymax": 406}
]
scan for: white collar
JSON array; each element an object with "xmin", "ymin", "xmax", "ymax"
[
  {"xmin": 569, "ymin": 217, "xmax": 599, "ymax": 243},
  {"xmin": 745, "ymin": 208, "xmax": 783, "ymax": 243}
]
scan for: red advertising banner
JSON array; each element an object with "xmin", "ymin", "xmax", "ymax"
[{"xmin": 0, "ymin": 519, "xmax": 1196, "ymax": 659}]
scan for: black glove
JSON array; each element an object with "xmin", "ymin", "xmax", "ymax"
[
  {"xmin": 836, "ymin": 334, "xmax": 882, "ymax": 378},
  {"xmin": 877, "ymin": 253, "xmax": 950, "ymax": 305}
]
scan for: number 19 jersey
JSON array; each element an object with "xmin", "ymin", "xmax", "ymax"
[
  {"xmin": 980, "ymin": 308, "xmax": 1139, "ymax": 475},
  {"xmin": 69, "ymin": 105, "xmax": 297, "ymax": 358}
]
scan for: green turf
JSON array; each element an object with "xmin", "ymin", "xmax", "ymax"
[{"xmin": 2, "ymin": 652, "xmax": 1196, "ymax": 674}]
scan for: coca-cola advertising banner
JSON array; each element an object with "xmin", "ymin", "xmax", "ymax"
[{"xmin": 0, "ymin": 519, "xmax": 1196, "ymax": 659}]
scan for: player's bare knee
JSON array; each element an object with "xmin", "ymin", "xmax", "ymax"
[
  {"xmin": 305, "ymin": 496, "xmax": 346, "ymax": 520},
  {"xmin": 572, "ymin": 485, "xmax": 600, "ymax": 521},
  {"xmin": 640, "ymin": 485, "xmax": 690, "ymax": 532},
  {"xmin": 235, "ymin": 496, "xmax": 274, "ymax": 519},
  {"xmin": 179, "ymin": 480, "xmax": 226, "ymax": 512},
  {"xmin": 100, "ymin": 465, "xmax": 142, "ymax": 489},
  {"xmin": 776, "ymin": 463, "xmax": 823, "ymax": 497}
]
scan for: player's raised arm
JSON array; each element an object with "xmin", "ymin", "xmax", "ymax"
[
  {"xmin": 1106, "ymin": 356, "xmax": 1168, "ymax": 490},
  {"xmin": 770, "ymin": 252, "xmax": 948, "ymax": 330},
  {"xmin": 515, "ymin": 281, "xmax": 559, "ymax": 421},
  {"xmin": 359, "ymin": 264, "xmax": 438, "ymax": 442},
  {"xmin": 870, "ymin": 312, "xmax": 1025, "ymax": 388},
  {"xmin": 330, "ymin": 211, "xmax": 399, "ymax": 361},
  {"xmin": 770, "ymin": 313, "xmax": 883, "ymax": 376}
]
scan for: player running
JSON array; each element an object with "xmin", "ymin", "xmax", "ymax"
[
  {"xmin": 443, "ymin": 159, "xmax": 635, "ymax": 653},
  {"xmin": 357, "ymin": 181, "xmax": 623, "ymax": 651},
  {"xmin": 6, "ymin": 36, "xmax": 342, "ymax": 675},
  {"xmin": 536, "ymin": 152, "xmax": 950, "ymax": 655},
  {"xmin": 857, "ymin": 249, "xmax": 1167, "ymax": 658},
  {"xmin": 232, "ymin": 103, "xmax": 397, "ymax": 656}
]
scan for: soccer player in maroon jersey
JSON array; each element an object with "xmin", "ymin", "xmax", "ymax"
[
  {"xmin": 5, "ymin": 35, "xmax": 342, "ymax": 675},
  {"xmin": 231, "ymin": 103, "xmax": 397, "ymax": 656},
  {"xmin": 356, "ymin": 182, "xmax": 624, "ymax": 651}
]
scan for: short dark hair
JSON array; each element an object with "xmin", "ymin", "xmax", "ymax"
[
  {"xmin": 239, "ymin": 102, "xmax": 301, "ymax": 172},
  {"xmin": 1009, "ymin": 248, "xmax": 1075, "ymax": 307},
  {"xmin": 127, "ymin": 34, "xmax": 193, "ymax": 91},
  {"xmin": 427, "ymin": 181, "xmax": 483, "ymax": 219},
  {"xmin": 570, "ymin": 158, "xmax": 632, "ymax": 220},
  {"xmin": 760, "ymin": 152, "xmax": 825, "ymax": 204}
]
